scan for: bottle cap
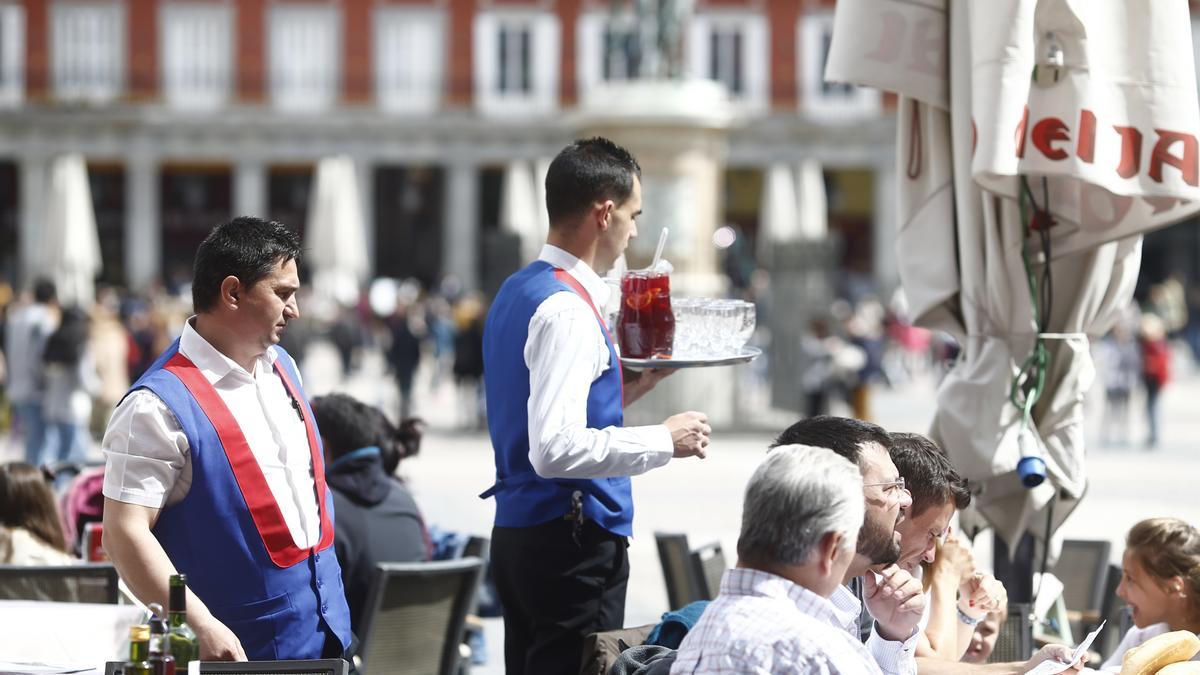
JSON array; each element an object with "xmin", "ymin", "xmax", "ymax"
[{"xmin": 131, "ymin": 624, "xmax": 150, "ymax": 641}]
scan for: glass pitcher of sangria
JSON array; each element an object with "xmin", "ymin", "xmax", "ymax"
[{"xmin": 617, "ymin": 267, "xmax": 675, "ymax": 359}]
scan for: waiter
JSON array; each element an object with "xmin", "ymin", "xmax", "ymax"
[
  {"xmin": 482, "ymin": 137, "xmax": 712, "ymax": 674},
  {"xmin": 101, "ymin": 217, "xmax": 351, "ymax": 660}
]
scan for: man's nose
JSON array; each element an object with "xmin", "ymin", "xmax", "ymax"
[
  {"xmin": 922, "ymin": 545, "xmax": 937, "ymax": 564},
  {"xmin": 899, "ymin": 488, "xmax": 913, "ymax": 510},
  {"xmin": 286, "ymin": 298, "xmax": 300, "ymax": 319}
]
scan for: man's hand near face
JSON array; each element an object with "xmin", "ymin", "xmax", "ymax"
[{"xmin": 864, "ymin": 564, "xmax": 927, "ymax": 642}]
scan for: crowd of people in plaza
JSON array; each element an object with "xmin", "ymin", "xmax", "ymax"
[{"xmin": 1, "ymin": 135, "xmax": 1200, "ymax": 675}]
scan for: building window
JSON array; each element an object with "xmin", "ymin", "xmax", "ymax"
[
  {"xmin": 375, "ymin": 8, "xmax": 444, "ymax": 113},
  {"xmin": 0, "ymin": 4, "xmax": 23, "ymax": 106},
  {"xmin": 51, "ymin": 2, "xmax": 125, "ymax": 103},
  {"xmin": 474, "ymin": 10, "xmax": 559, "ymax": 115},
  {"xmin": 497, "ymin": 23, "xmax": 531, "ymax": 94},
  {"xmin": 161, "ymin": 3, "xmax": 232, "ymax": 110},
  {"xmin": 687, "ymin": 12, "xmax": 767, "ymax": 112},
  {"xmin": 799, "ymin": 12, "xmax": 880, "ymax": 118},
  {"xmin": 576, "ymin": 10, "xmax": 641, "ymax": 98},
  {"xmin": 269, "ymin": 5, "xmax": 339, "ymax": 112}
]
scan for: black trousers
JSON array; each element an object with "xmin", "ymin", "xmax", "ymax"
[{"xmin": 491, "ymin": 519, "xmax": 630, "ymax": 675}]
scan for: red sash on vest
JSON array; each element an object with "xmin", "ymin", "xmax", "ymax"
[
  {"xmin": 553, "ymin": 268, "xmax": 626, "ymax": 403},
  {"xmin": 164, "ymin": 353, "xmax": 334, "ymax": 568}
]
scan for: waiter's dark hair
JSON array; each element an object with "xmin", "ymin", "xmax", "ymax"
[
  {"xmin": 545, "ymin": 137, "xmax": 641, "ymax": 227},
  {"xmin": 888, "ymin": 432, "xmax": 970, "ymax": 517},
  {"xmin": 769, "ymin": 415, "xmax": 892, "ymax": 467},
  {"xmin": 192, "ymin": 216, "xmax": 301, "ymax": 313}
]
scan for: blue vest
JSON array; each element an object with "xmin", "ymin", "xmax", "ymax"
[
  {"xmin": 128, "ymin": 339, "xmax": 352, "ymax": 660},
  {"xmin": 481, "ymin": 260, "xmax": 634, "ymax": 536}
]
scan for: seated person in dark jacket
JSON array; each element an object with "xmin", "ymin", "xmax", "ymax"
[{"xmin": 311, "ymin": 393, "xmax": 431, "ymax": 633}]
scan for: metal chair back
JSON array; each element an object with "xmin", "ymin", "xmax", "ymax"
[
  {"xmin": 689, "ymin": 542, "xmax": 727, "ymax": 601},
  {"xmin": 0, "ymin": 563, "xmax": 119, "ymax": 603},
  {"xmin": 358, "ymin": 557, "xmax": 484, "ymax": 675},
  {"xmin": 989, "ymin": 602, "xmax": 1034, "ymax": 664}
]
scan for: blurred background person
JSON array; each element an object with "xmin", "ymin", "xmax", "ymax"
[
  {"xmin": 0, "ymin": 462, "xmax": 75, "ymax": 564},
  {"xmin": 312, "ymin": 393, "xmax": 431, "ymax": 635},
  {"xmin": 388, "ymin": 301, "xmax": 425, "ymax": 420},
  {"xmin": 1096, "ymin": 320, "xmax": 1140, "ymax": 447},
  {"xmin": 4, "ymin": 280, "xmax": 59, "ymax": 465},
  {"xmin": 1139, "ymin": 314, "xmax": 1171, "ymax": 449},
  {"xmin": 453, "ymin": 294, "xmax": 486, "ymax": 430},
  {"xmin": 40, "ymin": 307, "xmax": 100, "ymax": 465},
  {"xmin": 89, "ymin": 287, "xmax": 130, "ymax": 443}
]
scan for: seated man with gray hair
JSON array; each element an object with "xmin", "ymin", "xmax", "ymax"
[{"xmin": 672, "ymin": 443, "xmax": 896, "ymax": 673}]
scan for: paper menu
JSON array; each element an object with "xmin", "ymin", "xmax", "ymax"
[{"xmin": 1026, "ymin": 620, "xmax": 1107, "ymax": 675}]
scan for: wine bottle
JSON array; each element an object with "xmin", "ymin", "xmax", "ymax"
[
  {"xmin": 167, "ymin": 574, "xmax": 199, "ymax": 667},
  {"xmin": 148, "ymin": 603, "xmax": 176, "ymax": 675},
  {"xmin": 124, "ymin": 625, "xmax": 153, "ymax": 675}
]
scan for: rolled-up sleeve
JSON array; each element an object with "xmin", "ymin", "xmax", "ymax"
[{"xmin": 101, "ymin": 390, "xmax": 191, "ymax": 508}]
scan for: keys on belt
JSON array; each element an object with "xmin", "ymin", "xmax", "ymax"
[{"xmin": 563, "ymin": 490, "xmax": 584, "ymax": 547}]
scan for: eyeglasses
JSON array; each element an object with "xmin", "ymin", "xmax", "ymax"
[{"xmin": 863, "ymin": 477, "xmax": 906, "ymax": 492}]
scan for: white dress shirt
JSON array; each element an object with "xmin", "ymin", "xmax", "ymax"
[
  {"xmin": 102, "ymin": 320, "xmax": 321, "ymax": 549},
  {"xmin": 672, "ymin": 568, "xmax": 918, "ymax": 675},
  {"xmin": 524, "ymin": 245, "xmax": 673, "ymax": 480}
]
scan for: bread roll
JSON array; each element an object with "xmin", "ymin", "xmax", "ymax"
[
  {"xmin": 1120, "ymin": 631, "xmax": 1200, "ymax": 675},
  {"xmin": 1157, "ymin": 662, "xmax": 1200, "ymax": 674}
]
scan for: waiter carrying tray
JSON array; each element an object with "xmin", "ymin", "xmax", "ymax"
[
  {"xmin": 481, "ymin": 137, "xmax": 712, "ymax": 675},
  {"xmin": 101, "ymin": 217, "xmax": 352, "ymax": 661}
]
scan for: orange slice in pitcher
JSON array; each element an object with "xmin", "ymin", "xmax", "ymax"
[{"xmin": 625, "ymin": 290, "xmax": 655, "ymax": 309}]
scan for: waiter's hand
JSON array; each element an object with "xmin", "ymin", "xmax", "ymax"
[
  {"xmin": 665, "ymin": 411, "xmax": 710, "ymax": 458},
  {"xmin": 622, "ymin": 367, "xmax": 674, "ymax": 407},
  {"xmin": 194, "ymin": 613, "xmax": 247, "ymax": 661}
]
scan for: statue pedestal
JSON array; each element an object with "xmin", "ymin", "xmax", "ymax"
[
  {"xmin": 576, "ymin": 80, "xmax": 743, "ymax": 426},
  {"xmin": 575, "ymin": 79, "xmax": 731, "ymax": 294}
]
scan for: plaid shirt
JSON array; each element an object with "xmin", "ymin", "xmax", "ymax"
[{"xmin": 671, "ymin": 568, "xmax": 918, "ymax": 675}]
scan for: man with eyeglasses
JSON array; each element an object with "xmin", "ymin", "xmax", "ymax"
[
  {"xmin": 770, "ymin": 416, "xmax": 924, "ymax": 673},
  {"xmin": 770, "ymin": 418, "xmax": 1088, "ymax": 674},
  {"xmin": 885, "ymin": 432, "xmax": 1089, "ymax": 674},
  {"xmin": 889, "ymin": 432, "xmax": 1008, "ymax": 661}
]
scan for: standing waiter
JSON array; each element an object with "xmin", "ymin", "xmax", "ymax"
[{"xmin": 481, "ymin": 137, "xmax": 712, "ymax": 674}]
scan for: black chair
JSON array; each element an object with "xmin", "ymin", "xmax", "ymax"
[
  {"xmin": 0, "ymin": 563, "xmax": 119, "ymax": 603},
  {"xmin": 689, "ymin": 542, "xmax": 727, "ymax": 601},
  {"xmin": 654, "ymin": 532, "xmax": 703, "ymax": 611},
  {"xmin": 989, "ymin": 602, "xmax": 1034, "ymax": 664},
  {"xmin": 357, "ymin": 558, "xmax": 484, "ymax": 675},
  {"xmin": 1054, "ymin": 540, "xmax": 1112, "ymax": 613},
  {"xmin": 106, "ymin": 660, "xmax": 348, "ymax": 675},
  {"xmin": 1095, "ymin": 563, "xmax": 1125, "ymax": 657}
]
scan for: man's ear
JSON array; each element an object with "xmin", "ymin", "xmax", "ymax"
[
  {"xmin": 817, "ymin": 531, "xmax": 844, "ymax": 577},
  {"xmin": 219, "ymin": 275, "xmax": 242, "ymax": 309},
  {"xmin": 597, "ymin": 200, "xmax": 615, "ymax": 231}
]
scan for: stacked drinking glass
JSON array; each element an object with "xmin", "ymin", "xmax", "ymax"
[{"xmin": 670, "ymin": 298, "xmax": 756, "ymax": 359}]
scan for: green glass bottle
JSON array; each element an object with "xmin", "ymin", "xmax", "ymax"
[
  {"xmin": 124, "ymin": 625, "xmax": 153, "ymax": 675},
  {"xmin": 167, "ymin": 574, "xmax": 199, "ymax": 667}
]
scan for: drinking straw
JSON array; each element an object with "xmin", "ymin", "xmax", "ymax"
[{"xmin": 650, "ymin": 227, "xmax": 669, "ymax": 270}]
